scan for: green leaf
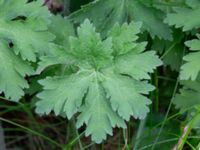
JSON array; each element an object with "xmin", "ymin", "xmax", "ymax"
[
  {"xmin": 0, "ymin": 0, "xmax": 49, "ymax": 21},
  {"xmin": 186, "ymin": 0, "xmax": 200, "ymax": 8},
  {"xmin": 152, "ymin": 30, "xmax": 184, "ymax": 71},
  {"xmin": 36, "ymin": 19, "xmax": 162, "ymax": 143},
  {"xmin": 69, "ymin": 0, "xmax": 172, "ymax": 40},
  {"xmin": 174, "ymin": 77, "xmax": 200, "ymax": 140},
  {"xmin": 128, "ymin": 0, "xmax": 172, "ymax": 40},
  {"xmin": 174, "ymin": 75, "xmax": 200, "ymax": 113},
  {"xmin": 76, "ymin": 78, "xmax": 126, "ymax": 143},
  {"xmin": 181, "ymin": 35, "xmax": 200, "ymax": 80},
  {"xmin": 0, "ymin": 0, "xmax": 53, "ymax": 100},
  {"xmin": 115, "ymin": 45, "xmax": 162, "ymax": 80},
  {"xmin": 152, "ymin": 0, "xmax": 186, "ymax": 13},
  {"xmin": 68, "ymin": 19, "xmax": 113, "ymax": 69},
  {"xmin": 0, "ymin": 42, "xmax": 33, "ymax": 101},
  {"xmin": 165, "ymin": 2, "xmax": 200, "ymax": 31},
  {"xmin": 48, "ymin": 15, "xmax": 75, "ymax": 47},
  {"xmin": 102, "ymin": 70, "xmax": 153, "ymax": 121},
  {"xmin": 36, "ymin": 44, "xmax": 72, "ymax": 74},
  {"xmin": 36, "ymin": 15, "xmax": 75, "ymax": 73},
  {"xmin": 108, "ymin": 22, "xmax": 142, "ymax": 55},
  {"xmin": 36, "ymin": 70, "xmax": 92, "ymax": 118},
  {"xmin": 0, "ymin": 0, "xmax": 54, "ymax": 62}
]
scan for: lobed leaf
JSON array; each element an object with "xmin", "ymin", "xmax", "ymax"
[
  {"xmin": 0, "ymin": 42, "xmax": 33, "ymax": 101},
  {"xmin": 174, "ymin": 75, "xmax": 200, "ymax": 115},
  {"xmin": 37, "ymin": 19, "xmax": 162, "ymax": 143},
  {"xmin": 69, "ymin": 0, "xmax": 172, "ymax": 40},
  {"xmin": 0, "ymin": 0, "xmax": 54, "ymax": 100},
  {"xmin": 165, "ymin": 1, "xmax": 200, "ymax": 31},
  {"xmin": 181, "ymin": 36, "xmax": 200, "ymax": 80}
]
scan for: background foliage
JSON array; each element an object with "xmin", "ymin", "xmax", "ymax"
[{"xmin": 1, "ymin": 0, "xmax": 200, "ymax": 149}]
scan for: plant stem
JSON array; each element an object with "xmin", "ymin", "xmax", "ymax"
[
  {"xmin": 62, "ymin": 0, "xmax": 70, "ymax": 15},
  {"xmin": 151, "ymin": 77, "xmax": 179, "ymax": 150},
  {"xmin": 173, "ymin": 112, "xmax": 200, "ymax": 150},
  {"xmin": 154, "ymin": 69, "xmax": 159, "ymax": 112},
  {"xmin": 151, "ymin": 36, "xmax": 187, "ymax": 150},
  {"xmin": 73, "ymin": 118, "xmax": 83, "ymax": 149},
  {"xmin": 133, "ymin": 117, "xmax": 147, "ymax": 150},
  {"xmin": 0, "ymin": 117, "xmax": 62, "ymax": 148},
  {"xmin": 0, "ymin": 121, "xmax": 6, "ymax": 150}
]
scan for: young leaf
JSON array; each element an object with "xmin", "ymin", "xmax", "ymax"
[{"xmin": 36, "ymin": 19, "xmax": 162, "ymax": 143}]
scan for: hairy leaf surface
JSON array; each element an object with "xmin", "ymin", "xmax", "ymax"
[{"xmin": 36, "ymin": 19, "xmax": 162, "ymax": 143}]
